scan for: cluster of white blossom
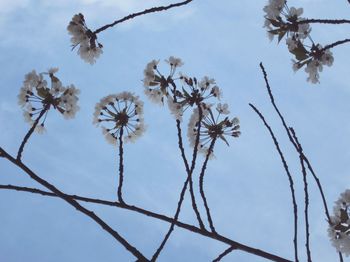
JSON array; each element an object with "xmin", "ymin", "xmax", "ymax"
[
  {"xmin": 143, "ymin": 57, "xmax": 222, "ymax": 122},
  {"xmin": 143, "ymin": 56, "xmax": 184, "ymax": 105},
  {"xmin": 263, "ymin": 0, "xmax": 334, "ymax": 83},
  {"xmin": 187, "ymin": 103, "xmax": 240, "ymax": 157},
  {"xmin": 328, "ymin": 189, "xmax": 350, "ymax": 256},
  {"xmin": 93, "ymin": 92, "xmax": 145, "ymax": 145},
  {"xmin": 18, "ymin": 68, "xmax": 80, "ymax": 133},
  {"xmin": 67, "ymin": 13, "xmax": 103, "ymax": 64}
]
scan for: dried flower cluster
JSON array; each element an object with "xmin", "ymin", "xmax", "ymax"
[
  {"xmin": 67, "ymin": 13, "xmax": 103, "ymax": 64},
  {"xmin": 329, "ymin": 189, "xmax": 350, "ymax": 256},
  {"xmin": 18, "ymin": 68, "xmax": 80, "ymax": 133},
  {"xmin": 93, "ymin": 92, "xmax": 145, "ymax": 145},
  {"xmin": 263, "ymin": 0, "xmax": 334, "ymax": 83}
]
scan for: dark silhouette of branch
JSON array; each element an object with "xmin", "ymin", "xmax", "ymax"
[
  {"xmin": 0, "ymin": 183, "xmax": 293, "ymax": 262},
  {"xmin": 199, "ymin": 138, "xmax": 217, "ymax": 233},
  {"xmin": 118, "ymin": 127, "xmax": 125, "ymax": 203},
  {"xmin": 151, "ymin": 109, "xmax": 205, "ymax": 261},
  {"xmin": 323, "ymin": 39, "xmax": 350, "ymax": 51},
  {"xmin": 17, "ymin": 105, "xmax": 49, "ymax": 161},
  {"xmin": 259, "ymin": 63, "xmax": 331, "ymax": 221},
  {"xmin": 0, "ymin": 148, "xmax": 148, "ymax": 261},
  {"xmin": 297, "ymin": 19, "xmax": 350, "ymax": 25},
  {"xmin": 94, "ymin": 0, "xmax": 194, "ymax": 34},
  {"xmin": 258, "ymin": 63, "xmax": 342, "ymax": 260},
  {"xmin": 290, "ymin": 129, "xmax": 312, "ymax": 262},
  {"xmin": 249, "ymin": 104, "xmax": 299, "ymax": 262},
  {"xmin": 212, "ymin": 246, "xmax": 236, "ymax": 262}
]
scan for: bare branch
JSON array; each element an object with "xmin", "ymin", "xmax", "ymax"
[
  {"xmin": 17, "ymin": 105, "xmax": 49, "ymax": 161},
  {"xmin": 0, "ymin": 183, "xmax": 293, "ymax": 262},
  {"xmin": 117, "ymin": 127, "xmax": 125, "ymax": 203},
  {"xmin": 0, "ymin": 148, "xmax": 148, "ymax": 261},
  {"xmin": 199, "ymin": 138, "xmax": 217, "ymax": 233},
  {"xmin": 323, "ymin": 38, "xmax": 350, "ymax": 51},
  {"xmin": 212, "ymin": 246, "xmax": 237, "ymax": 262},
  {"xmin": 297, "ymin": 19, "xmax": 350, "ymax": 25},
  {"xmin": 94, "ymin": 0, "xmax": 194, "ymax": 34},
  {"xmin": 249, "ymin": 103, "xmax": 299, "ymax": 262}
]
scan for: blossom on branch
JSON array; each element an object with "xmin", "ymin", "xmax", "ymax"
[
  {"xmin": 328, "ymin": 189, "xmax": 350, "ymax": 256},
  {"xmin": 187, "ymin": 103, "xmax": 240, "ymax": 157},
  {"xmin": 93, "ymin": 92, "xmax": 145, "ymax": 145},
  {"xmin": 18, "ymin": 68, "xmax": 80, "ymax": 133},
  {"xmin": 67, "ymin": 13, "xmax": 103, "ymax": 64}
]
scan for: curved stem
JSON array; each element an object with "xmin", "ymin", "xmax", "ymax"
[
  {"xmin": 94, "ymin": 0, "xmax": 194, "ymax": 34},
  {"xmin": 0, "ymin": 183, "xmax": 293, "ymax": 262},
  {"xmin": 17, "ymin": 105, "xmax": 49, "ymax": 161},
  {"xmin": 249, "ymin": 104, "xmax": 299, "ymax": 262},
  {"xmin": 199, "ymin": 138, "xmax": 217, "ymax": 233},
  {"xmin": 212, "ymin": 246, "xmax": 236, "ymax": 262},
  {"xmin": 0, "ymin": 148, "xmax": 148, "ymax": 261},
  {"xmin": 290, "ymin": 130, "xmax": 312, "ymax": 262},
  {"xmin": 323, "ymin": 38, "xmax": 350, "ymax": 51},
  {"xmin": 297, "ymin": 19, "xmax": 350, "ymax": 25},
  {"xmin": 118, "ymin": 127, "xmax": 125, "ymax": 203}
]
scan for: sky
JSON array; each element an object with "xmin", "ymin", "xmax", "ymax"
[{"xmin": 0, "ymin": 0, "xmax": 350, "ymax": 261}]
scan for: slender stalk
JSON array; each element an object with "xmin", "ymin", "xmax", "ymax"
[
  {"xmin": 249, "ymin": 104, "xmax": 299, "ymax": 262},
  {"xmin": 259, "ymin": 63, "xmax": 331, "ymax": 221},
  {"xmin": 0, "ymin": 183, "xmax": 293, "ymax": 262},
  {"xmin": 17, "ymin": 105, "xmax": 49, "ymax": 161},
  {"xmin": 199, "ymin": 138, "xmax": 217, "ymax": 233},
  {"xmin": 118, "ymin": 127, "xmax": 125, "ymax": 203},
  {"xmin": 212, "ymin": 246, "xmax": 236, "ymax": 262},
  {"xmin": 258, "ymin": 63, "xmax": 342, "ymax": 260},
  {"xmin": 0, "ymin": 148, "xmax": 148, "ymax": 261},
  {"xmin": 290, "ymin": 130, "xmax": 312, "ymax": 262},
  {"xmin": 323, "ymin": 39, "xmax": 350, "ymax": 51},
  {"xmin": 151, "ymin": 110, "xmax": 205, "ymax": 261},
  {"xmin": 94, "ymin": 0, "xmax": 194, "ymax": 34},
  {"xmin": 297, "ymin": 19, "xmax": 350, "ymax": 25}
]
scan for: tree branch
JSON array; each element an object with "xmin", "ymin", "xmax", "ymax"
[
  {"xmin": 0, "ymin": 147, "xmax": 148, "ymax": 261},
  {"xmin": 0, "ymin": 183, "xmax": 292, "ymax": 262},
  {"xmin": 212, "ymin": 246, "xmax": 236, "ymax": 262},
  {"xmin": 94, "ymin": 0, "xmax": 194, "ymax": 34},
  {"xmin": 249, "ymin": 104, "xmax": 299, "ymax": 262},
  {"xmin": 118, "ymin": 127, "xmax": 125, "ymax": 203},
  {"xmin": 297, "ymin": 19, "xmax": 350, "ymax": 25}
]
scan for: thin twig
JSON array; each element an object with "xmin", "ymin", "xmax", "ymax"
[
  {"xmin": 118, "ymin": 127, "xmax": 125, "ymax": 203},
  {"xmin": 290, "ymin": 129, "xmax": 312, "ymax": 262},
  {"xmin": 212, "ymin": 246, "xmax": 236, "ymax": 262},
  {"xmin": 249, "ymin": 104, "xmax": 299, "ymax": 262},
  {"xmin": 17, "ymin": 105, "xmax": 49, "ymax": 161},
  {"xmin": 259, "ymin": 63, "xmax": 342, "ymax": 260},
  {"xmin": 323, "ymin": 38, "xmax": 350, "ymax": 51},
  {"xmin": 0, "ymin": 183, "xmax": 293, "ymax": 262},
  {"xmin": 297, "ymin": 19, "xmax": 350, "ymax": 25},
  {"xmin": 199, "ymin": 138, "xmax": 217, "ymax": 233},
  {"xmin": 151, "ymin": 110, "xmax": 205, "ymax": 261},
  {"xmin": 1, "ymin": 148, "xmax": 148, "ymax": 261},
  {"xmin": 94, "ymin": 0, "xmax": 194, "ymax": 34}
]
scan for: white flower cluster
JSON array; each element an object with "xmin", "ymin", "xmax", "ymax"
[
  {"xmin": 143, "ymin": 56, "xmax": 184, "ymax": 105},
  {"xmin": 328, "ymin": 189, "xmax": 350, "ymax": 256},
  {"xmin": 263, "ymin": 0, "xmax": 335, "ymax": 83},
  {"xmin": 293, "ymin": 45, "xmax": 334, "ymax": 84},
  {"xmin": 67, "ymin": 13, "xmax": 103, "ymax": 64},
  {"xmin": 93, "ymin": 92, "xmax": 145, "ymax": 145},
  {"xmin": 187, "ymin": 103, "xmax": 240, "ymax": 157},
  {"xmin": 18, "ymin": 68, "xmax": 80, "ymax": 133},
  {"xmin": 143, "ymin": 57, "xmax": 222, "ymax": 122}
]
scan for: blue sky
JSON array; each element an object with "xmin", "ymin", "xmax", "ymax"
[{"xmin": 1, "ymin": 0, "xmax": 350, "ymax": 261}]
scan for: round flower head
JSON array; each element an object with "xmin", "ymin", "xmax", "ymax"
[
  {"xmin": 18, "ymin": 68, "xmax": 80, "ymax": 133},
  {"xmin": 67, "ymin": 13, "xmax": 103, "ymax": 64},
  {"xmin": 328, "ymin": 189, "xmax": 350, "ymax": 256},
  {"xmin": 187, "ymin": 103, "xmax": 240, "ymax": 156},
  {"xmin": 143, "ymin": 56, "xmax": 183, "ymax": 105},
  {"xmin": 93, "ymin": 92, "xmax": 145, "ymax": 145}
]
